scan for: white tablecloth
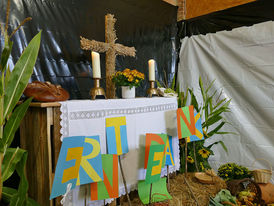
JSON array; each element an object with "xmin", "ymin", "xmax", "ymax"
[{"xmin": 59, "ymin": 97, "xmax": 180, "ymax": 206}]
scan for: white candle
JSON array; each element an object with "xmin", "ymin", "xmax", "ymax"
[
  {"xmin": 148, "ymin": 59, "xmax": 156, "ymax": 81},
  {"xmin": 91, "ymin": 51, "xmax": 101, "ymax": 78}
]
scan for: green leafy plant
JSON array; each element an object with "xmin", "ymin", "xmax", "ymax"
[
  {"xmin": 156, "ymin": 72, "xmax": 176, "ymax": 94},
  {"xmin": 0, "ymin": 0, "xmax": 41, "ymax": 205},
  {"xmin": 218, "ymin": 163, "xmax": 252, "ymax": 181},
  {"xmin": 178, "ymin": 77, "xmax": 235, "ymax": 173}
]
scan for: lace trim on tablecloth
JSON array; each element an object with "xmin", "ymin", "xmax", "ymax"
[
  {"xmin": 60, "ymin": 103, "xmax": 69, "ymax": 141},
  {"xmin": 69, "ymin": 103, "xmax": 177, "ymax": 120}
]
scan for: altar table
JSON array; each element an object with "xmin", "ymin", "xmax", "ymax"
[
  {"xmin": 20, "ymin": 97, "xmax": 180, "ymax": 206},
  {"xmin": 60, "ymin": 97, "xmax": 180, "ymax": 206}
]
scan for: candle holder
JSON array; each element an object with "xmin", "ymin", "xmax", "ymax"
[
  {"xmin": 90, "ymin": 78, "xmax": 106, "ymax": 100},
  {"xmin": 147, "ymin": 81, "xmax": 159, "ymax": 98}
]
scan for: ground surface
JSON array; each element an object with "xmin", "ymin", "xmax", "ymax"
[{"xmin": 119, "ymin": 172, "xmax": 226, "ymax": 206}]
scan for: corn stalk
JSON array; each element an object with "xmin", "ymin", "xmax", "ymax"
[{"xmin": 0, "ymin": 0, "xmax": 41, "ymax": 204}]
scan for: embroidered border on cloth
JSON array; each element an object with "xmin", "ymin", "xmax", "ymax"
[{"xmin": 69, "ymin": 103, "xmax": 177, "ymax": 120}]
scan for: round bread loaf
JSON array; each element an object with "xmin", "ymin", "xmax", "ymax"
[{"xmin": 24, "ymin": 81, "xmax": 70, "ymax": 102}]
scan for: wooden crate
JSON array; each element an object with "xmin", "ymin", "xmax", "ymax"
[{"xmin": 20, "ymin": 102, "xmax": 62, "ymax": 206}]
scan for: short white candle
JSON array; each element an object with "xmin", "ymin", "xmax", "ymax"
[
  {"xmin": 148, "ymin": 59, "xmax": 156, "ymax": 81},
  {"xmin": 91, "ymin": 51, "xmax": 101, "ymax": 78}
]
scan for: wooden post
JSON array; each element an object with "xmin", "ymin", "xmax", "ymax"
[
  {"xmin": 149, "ymin": 183, "xmax": 153, "ymax": 205},
  {"xmin": 20, "ymin": 103, "xmax": 62, "ymax": 206},
  {"xmin": 193, "ymin": 142, "xmax": 199, "ymax": 172},
  {"xmin": 167, "ymin": 165, "xmax": 170, "ymax": 191},
  {"xmin": 84, "ymin": 184, "xmax": 87, "ymax": 206},
  {"xmin": 118, "ymin": 156, "xmax": 132, "ymax": 206},
  {"xmin": 185, "ymin": 139, "xmax": 188, "ymax": 175},
  {"xmin": 20, "ymin": 107, "xmax": 53, "ymax": 206}
]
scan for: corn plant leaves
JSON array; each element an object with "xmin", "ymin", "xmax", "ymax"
[
  {"xmin": 3, "ymin": 31, "xmax": 41, "ymax": 120},
  {"xmin": 207, "ymin": 141, "xmax": 228, "ymax": 153},
  {"xmin": 2, "ymin": 148, "xmax": 26, "ymax": 182},
  {"xmin": 26, "ymin": 198, "xmax": 40, "ymax": 206},
  {"xmin": 3, "ymin": 98, "xmax": 32, "ymax": 149},
  {"xmin": 199, "ymin": 77, "xmax": 206, "ymax": 102},
  {"xmin": 171, "ymin": 74, "xmax": 176, "ymax": 90},
  {"xmin": 0, "ymin": 39, "xmax": 13, "ymax": 72},
  {"xmin": 156, "ymin": 80, "xmax": 162, "ymax": 88},
  {"xmin": 205, "ymin": 79, "xmax": 215, "ymax": 94},
  {"xmin": 2, "ymin": 187, "xmax": 39, "ymax": 206},
  {"xmin": 0, "ymin": 138, "xmax": 4, "ymax": 153},
  {"xmin": 189, "ymin": 89, "xmax": 199, "ymax": 112},
  {"xmin": 202, "ymin": 115, "xmax": 222, "ymax": 128},
  {"xmin": 207, "ymin": 122, "xmax": 225, "ymax": 137},
  {"xmin": 2, "ymin": 187, "xmax": 15, "ymax": 203},
  {"xmin": 5, "ymin": 64, "xmax": 11, "ymax": 89},
  {"xmin": 0, "ymin": 40, "xmax": 13, "ymax": 96},
  {"xmin": 10, "ymin": 151, "xmax": 28, "ymax": 206},
  {"xmin": 209, "ymin": 100, "xmax": 231, "ymax": 118}
]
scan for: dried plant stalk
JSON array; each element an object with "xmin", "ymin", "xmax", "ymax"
[
  {"xmin": 105, "ymin": 14, "xmax": 117, "ymax": 43},
  {"xmin": 0, "ymin": 24, "xmax": 4, "ymax": 36},
  {"xmin": 5, "ymin": 0, "xmax": 11, "ymax": 32},
  {"xmin": 80, "ymin": 37, "xmax": 110, "ymax": 52},
  {"xmin": 114, "ymin": 43, "xmax": 136, "ymax": 57},
  {"xmin": 10, "ymin": 17, "xmax": 32, "ymax": 38}
]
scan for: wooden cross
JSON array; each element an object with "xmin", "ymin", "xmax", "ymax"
[{"xmin": 80, "ymin": 14, "xmax": 136, "ymax": 99}]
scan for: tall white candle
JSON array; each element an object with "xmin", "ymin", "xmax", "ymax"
[
  {"xmin": 148, "ymin": 59, "xmax": 156, "ymax": 81},
  {"xmin": 91, "ymin": 51, "xmax": 101, "ymax": 78}
]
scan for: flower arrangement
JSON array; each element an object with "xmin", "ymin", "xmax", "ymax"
[
  {"xmin": 218, "ymin": 163, "xmax": 252, "ymax": 181},
  {"xmin": 112, "ymin": 68, "xmax": 145, "ymax": 88}
]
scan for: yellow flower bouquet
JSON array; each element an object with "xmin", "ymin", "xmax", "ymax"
[{"xmin": 112, "ymin": 68, "xmax": 145, "ymax": 89}]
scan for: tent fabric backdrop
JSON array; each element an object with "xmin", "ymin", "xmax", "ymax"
[
  {"xmin": 177, "ymin": 21, "xmax": 274, "ymax": 182},
  {"xmin": 0, "ymin": 0, "xmax": 177, "ymax": 99}
]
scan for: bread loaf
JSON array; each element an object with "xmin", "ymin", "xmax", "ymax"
[{"xmin": 24, "ymin": 81, "xmax": 70, "ymax": 102}]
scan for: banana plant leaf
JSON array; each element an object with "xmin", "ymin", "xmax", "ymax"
[{"xmin": 3, "ymin": 31, "xmax": 41, "ymax": 120}]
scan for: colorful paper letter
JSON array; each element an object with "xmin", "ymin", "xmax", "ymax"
[
  {"xmin": 138, "ymin": 178, "xmax": 172, "ymax": 205},
  {"xmin": 145, "ymin": 143, "xmax": 165, "ymax": 184},
  {"xmin": 144, "ymin": 133, "xmax": 167, "ymax": 169},
  {"xmin": 50, "ymin": 136, "xmax": 84, "ymax": 199},
  {"xmin": 90, "ymin": 154, "xmax": 119, "ymax": 200},
  {"xmin": 50, "ymin": 136, "xmax": 103, "ymax": 199},
  {"xmin": 165, "ymin": 135, "xmax": 174, "ymax": 166},
  {"xmin": 77, "ymin": 135, "xmax": 104, "ymax": 185},
  {"xmin": 177, "ymin": 105, "xmax": 196, "ymax": 139},
  {"xmin": 106, "ymin": 116, "xmax": 129, "ymax": 155},
  {"xmin": 187, "ymin": 112, "xmax": 204, "ymax": 142}
]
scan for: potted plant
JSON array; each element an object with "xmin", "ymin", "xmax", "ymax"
[
  {"xmin": 176, "ymin": 77, "xmax": 235, "ymax": 173},
  {"xmin": 0, "ymin": 0, "xmax": 41, "ymax": 204},
  {"xmin": 112, "ymin": 68, "xmax": 144, "ymax": 98},
  {"xmin": 218, "ymin": 163, "xmax": 252, "ymax": 181}
]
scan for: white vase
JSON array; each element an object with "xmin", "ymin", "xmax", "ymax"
[{"xmin": 121, "ymin": 86, "xmax": 135, "ymax": 99}]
